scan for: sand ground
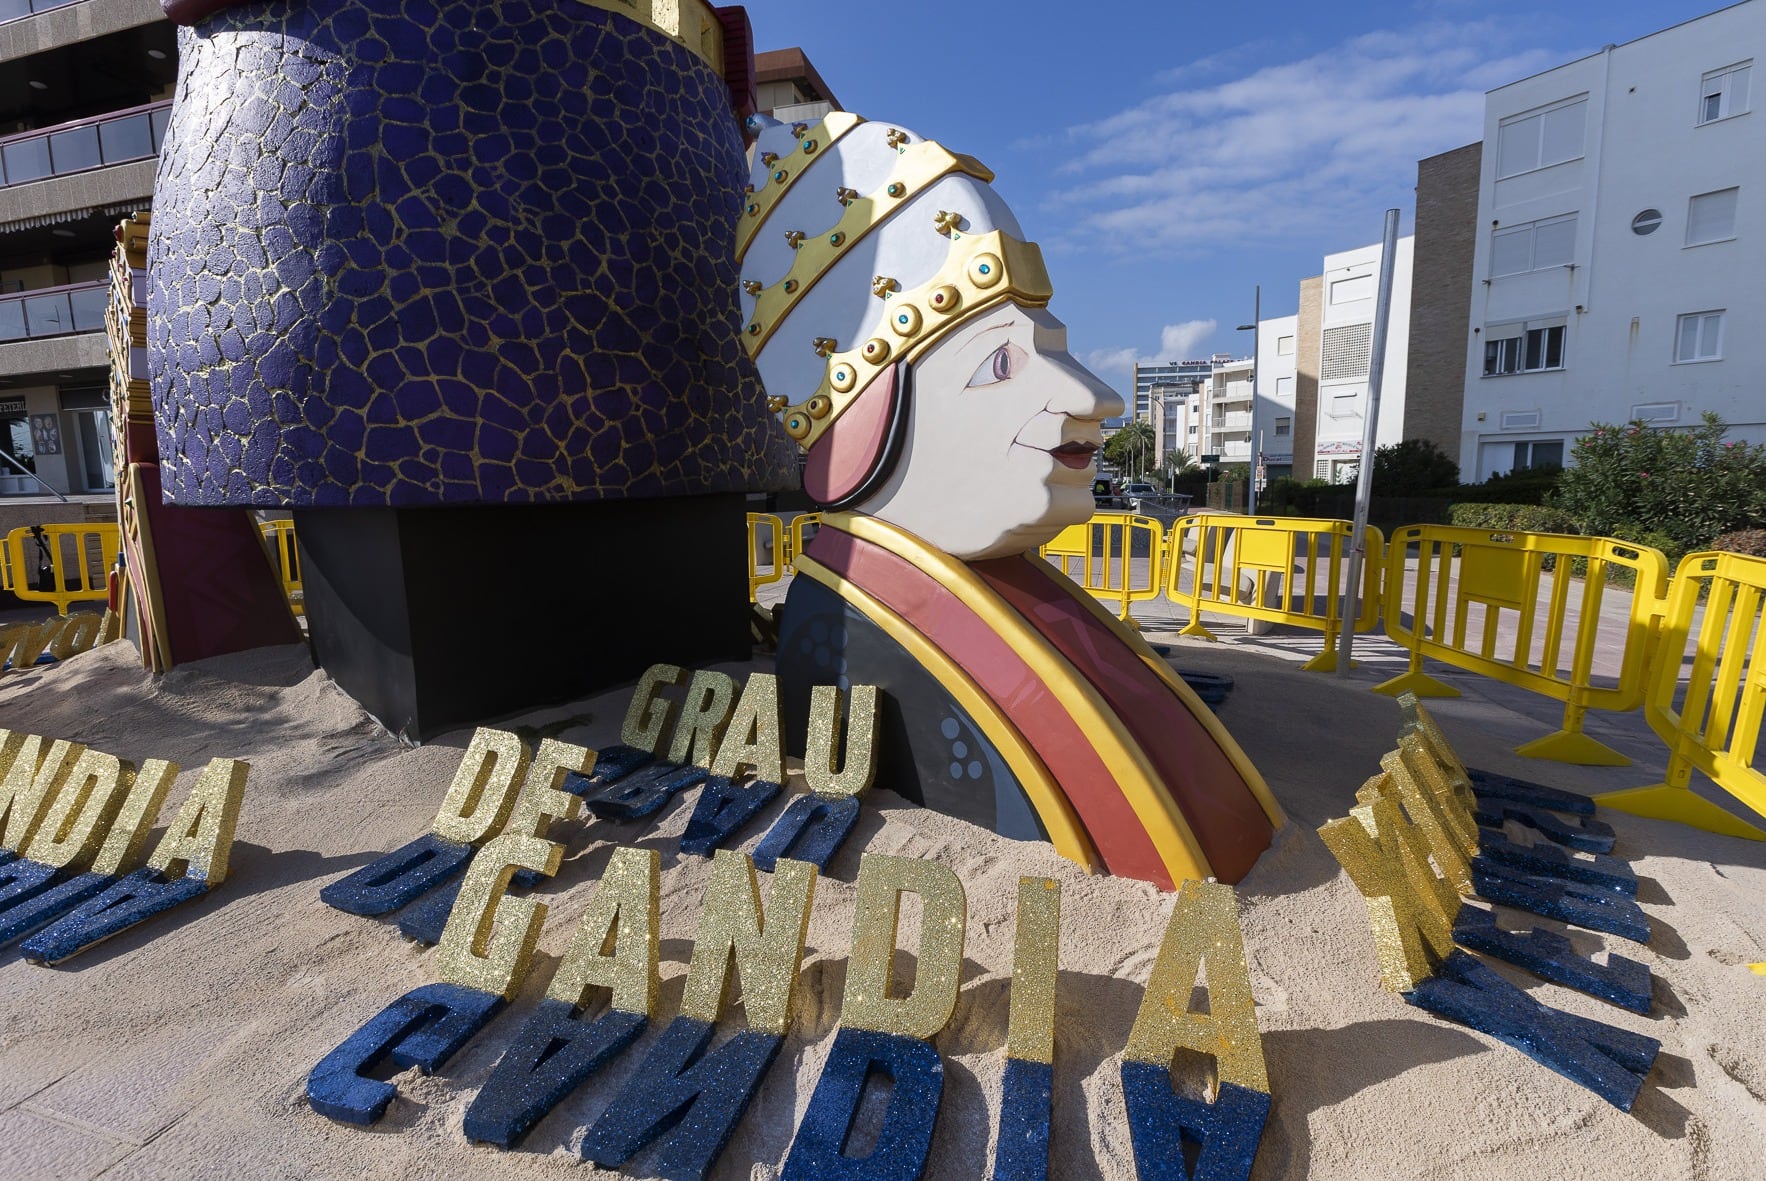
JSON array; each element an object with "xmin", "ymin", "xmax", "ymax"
[{"xmin": 0, "ymin": 614, "xmax": 1762, "ymax": 1181}]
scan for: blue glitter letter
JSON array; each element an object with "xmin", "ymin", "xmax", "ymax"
[
  {"xmin": 782, "ymin": 1027, "xmax": 945, "ymax": 1181},
  {"xmin": 579, "ymin": 1015, "xmax": 782, "ymax": 1180},
  {"xmin": 753, "ymin": 794, "xmax": 860, "ymax": 873},
  {"xmin": 306, "ymin": 983, "xmax": 506, "ymax": 1125},
  {"xmin": 679, "ymin": 776, "xmax": 781, "ymax": 856},
  {"xmin": 320, "ymin": 833, "xmax": 477, "ymax": 917}
]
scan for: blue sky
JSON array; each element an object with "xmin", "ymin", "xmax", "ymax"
[{"xmin": 744, "ymin": 0, "xmax": 1741, "ymax": 391}]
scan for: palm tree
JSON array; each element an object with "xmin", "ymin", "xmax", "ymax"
[{"xmin": 1103, "ymin": 420, "xmax": 1156, "ymax": 478}]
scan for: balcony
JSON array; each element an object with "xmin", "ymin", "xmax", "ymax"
[
  {"xmin": 0, "ymin": 99, "xmax": 170, "ymax": 190},
  {"xmin": 0, "ymin": 280, "xmax": 107, "ymax": 340},
  {"xmin": 1211, "ymin": 411, "xmax": 1253, "ymax": 433},
  {"xmin": 0, "ymin": 280, "xmax": 110, "ymax": 378}
]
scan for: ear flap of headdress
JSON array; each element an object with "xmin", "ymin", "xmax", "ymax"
[{"xmin": 803, "ymin": 361, "xmax": 906, "ymax": 507}]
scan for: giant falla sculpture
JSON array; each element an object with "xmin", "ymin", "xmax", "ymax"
[
  {"xmin": 148, "ymin": 0, "xmax": 796, "ymax": 736},
  {"xmin": 748, "ymin": 114, "xmax": 1283, "ymax": 886}
]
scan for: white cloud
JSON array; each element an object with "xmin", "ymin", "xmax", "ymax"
[
  {"xmin": 1037, "ymin": 22, "xmax": 1565, "ymax": 256},
  {"xmin": 1085, "ymin": 319, "xmax": 1219, "ymax": 374},
  {"xmin": 1159, "ymin": 320, "xmax": 1216, "ymax": 358}
]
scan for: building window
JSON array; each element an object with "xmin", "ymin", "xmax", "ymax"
[
  {"xmin": 1685, "ymin": 187, "xmax": 1739, "ymax": 246},
  {"xmin": 1490, "ymin": 214, "xmax": 1576, "ymax": 276},
  {"xmin": 1275, "ymin": 417, "xmax": 1291, "ymax": 437},
  {"xmin": 1329, "ymin": 274, "xmax": 1373, "ymax": 304},
  {"xmin": 1512, "ymin": 440, "xmax": 1564, "ymax": 471},
  {"xmin": 1276, "ymin": 334, "xmax": 1295, "ymax": 356},
  {"xmin": 1699, "ymin": 61, "xmax": 1751, "ymax": 124},
  {"xmin": 1483, "ymin": 320, "xmax": 1566, "ymax": 375},
  {"xmin": 1496, "ymin": 97, "xmax": 1587, "ymax": 179},
  {"xmin": 1674, "ymin": 310, "xmax": 1724, "ymax": 363}
]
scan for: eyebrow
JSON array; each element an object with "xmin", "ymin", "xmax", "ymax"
[{"xmin": 964, "ymin": 321, "xmax": 1016, "ymax": 349}]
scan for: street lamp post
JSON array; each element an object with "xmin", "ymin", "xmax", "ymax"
[{"xmin": 1235, "ymin": 284, "xmax": 1261, "ymax": 515}]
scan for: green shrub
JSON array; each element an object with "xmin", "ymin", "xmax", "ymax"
[
  {"xmin": 1447, "ymin": 465, "xmax": 1562, "ymax": 505},
  {"xmin": 1554, "ymin": 414, "xmax": 1766, "ymax": 553},
  {"xmin": 1373, "ymin": 438, "xmax": 1459, "ymax": 494},
  {"xmin": 1447, "ymin": 503, "xmax": 1580, "ymax": 533},
  {"xmin": 1712, "ymin": 529, "xmax": 1766, "ymax": 557}
]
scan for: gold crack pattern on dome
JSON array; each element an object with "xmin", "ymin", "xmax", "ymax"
[
  {"xmin": 739, "ymin": 140, "xmax": 996, "ymax": 354},
  {"xmin": 736, "ymin": 112, "xmax": 867, "ymax": 257},
  {"xmin": 779, "ymin": 230, "xmax": 1053, "ymax": 449}
]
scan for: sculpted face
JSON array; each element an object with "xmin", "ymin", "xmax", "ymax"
[{"xmin": 854, "ymin": 304, "xmax": 1125, "ymax": 560}]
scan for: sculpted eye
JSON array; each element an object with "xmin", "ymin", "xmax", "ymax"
[{"xmin": 967, "ymin": 343, "xmax": 1025, "ymax": 388}]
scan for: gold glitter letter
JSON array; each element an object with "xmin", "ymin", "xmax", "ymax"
[
  {"xmin": 1318, "ymin": 796, "xmax": 1456, "ymax": 992},
  {"xmin": 436, "ymin": 831, "xmax": 562, "ymax": 1000},
  {"xmin": 25, "ymin": 749, "xmax": 131, "ymax": 870},
  {"xmin": 666, "ymin": 670, "xmax": 739, "ymax": 768},
  {"xmin": 710, "ymin": 673, "xmax": 785, "ymax": 783},
  {"xmin": 841, "ymin": 852, "xmax": 967, "ymax": 1039},
  {"xmin": 803, "ymin": 684, "xmax": 879, "ymax": 799},
  {"xmin": 547, "ymin": 845, "xmax": 660, "ymax": 1017},
  {"xmin": 622, "ymin": 663, "xmax": 685, "ymax": 753},
  {"xmin": 0, "ymin": 736, "xmax": 85, "ymax": 854},
  {"xmin": 1005, "ymin": 877, "xmax": 1061, "ymax": 1065},
  {"xmin": 91, "ymin": 759, "xmax": 177, "ymax": 877},
  {"xmin": 680, "ymin": 849, "xmax": 817, "ymax": 1037},
  {"xmin": 1123, "ymin": 880, "xmax": 1268, "ymax": 1094},
  {"xmin": 146, "ymin": 758, "xmax": 249, "ymax": 886},
  {"xmin": 505, "ymin": 738, "xmax": 592, "ymax": 838},
  {"xmin": 431, "ymin": 728, "xmax": 532, "ymax": 846}
]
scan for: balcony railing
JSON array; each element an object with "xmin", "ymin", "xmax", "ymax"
[
  {"xmin": 0, "ymin": 99, "xmax": 172, "ymax": 190},
  {"xmin": 0, "ymin": 279, "xmax": 108, "ymax": 342},
  {"xmin": 0, "ymin": 0, "xmax": 85, "ymax": 27}
]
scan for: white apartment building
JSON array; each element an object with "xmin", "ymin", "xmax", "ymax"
[
  {"xmin": 1204, "ymin": 358, "xmax": 1254, "ymax": 466},
  {"xmin": 1459, "ymin": 1, "xmax": 1765, "ymax": 480},
  {"xmin": 1315, "ymin": 237, "xmax": 1414, "ymax": 482},
  {"xmin": 1254, "ymin": 313, "xmax": 1298, "ymax": 481}
]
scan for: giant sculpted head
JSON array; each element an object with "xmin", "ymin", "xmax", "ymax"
[{"xmin": 737, "ymin": 116, "xmax": 1123, "ymax": 561}]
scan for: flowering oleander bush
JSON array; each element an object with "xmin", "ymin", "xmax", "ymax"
[{"xmin": 1554, "ymin": 414, "xmax": 1766, "ymax": 555}]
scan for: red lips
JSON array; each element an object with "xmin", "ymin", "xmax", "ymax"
[{"xmin": 1049, "ymin": 441, "xmax": 1099, "ymax": 470}]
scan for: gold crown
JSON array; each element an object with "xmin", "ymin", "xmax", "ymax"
[
  {"xmin": 739, "ymin": 141, "xmax": 994, "ymax": 357},
  {"xmin": 737, "ymin": 112, "xmax": 866, "ymax": 258},
  {"xmin": 779, "ymin": 229, "xmax": 1052, "ymax": 450}
]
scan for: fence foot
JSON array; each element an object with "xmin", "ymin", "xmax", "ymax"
[
  {"xmin": 1593, "ymin": 784, "xmax": 1766, "ymax": 841},
  {"xmin": 1301, "ymin": 650, "xmax": 1357, "ymax": 673},
  {"xmin": 1751, "ymin": 964, "xmax": 1766, "ymax": 977},
  {"xmin": 1371, "ymin": 670, "xmax": 1459, "ymax": 698},
  {"xmin": 1119, "ymin": 614, "xmax": 1144, "ymax": 632},
  {"xmin": 1513, "ymin": 730, "xmax": 1631, "ymax": 767},
  {"xmin": 1177, "ymin": 620, "xmax": 1217, "ymax": 641}
]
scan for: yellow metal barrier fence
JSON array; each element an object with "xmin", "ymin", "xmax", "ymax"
[
  {"xmin": 786, "ymin": 511, "xmax": 822, "ymax": 574},
  {"xmin": 258, "ymin": 518, "xmax": 304, "ymax": 617},
  {"xmin": 4, "ymin": 523, "xmax": 120, "ymax": 615},
  {"xmin": 1038, "ymin": 512, "xmax": 1166, "ymax": 627},
  {"xmin": 1596, "ymin": 550, "xmax": 1766, "ymax": 839},
  {"xmin": 746, "ymin": 512, "xmax": 786, "ymax": 603},
  {"xmin": 1164, "ymin": 514, "xmax": 1383, "ymax": 671},
  {"xmin": 1377, "ymin": 524, "xmax": 1668, "ymax": 766}
]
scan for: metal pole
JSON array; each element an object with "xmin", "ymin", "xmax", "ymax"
[
  {"xmin": 1248, "ymin": 284, "xmax": 1260, "ymax": 514},
  {"xmin": 1336, "ymin": 208, "xmax": 1400, "ymax": 678},
  {"xmin": 0, "ymin": 448, "xmax": 68, "ymax": 502}
]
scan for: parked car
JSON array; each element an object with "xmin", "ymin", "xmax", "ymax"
[{"xmin": 1121, "ymin": 482, "xmax": 1158, "ymax": 510}]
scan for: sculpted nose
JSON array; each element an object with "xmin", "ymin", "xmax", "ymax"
[{"xmin": 1045, "ymin": 358, "xmax": 1124, "ymax": 422}]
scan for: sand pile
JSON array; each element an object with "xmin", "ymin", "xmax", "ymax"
[{"xmin": 0, "ymin": 637, "xmax": 1762, "ymax": 1180}]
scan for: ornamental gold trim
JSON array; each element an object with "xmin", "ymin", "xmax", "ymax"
[
  {"xmin": 778, "ymin": 230, "xmax": 1052, "ymax": 450},
  {"xmin": 741, "ymin": 141, "xmax": 996, "ymax": 356},
  {"xmin": 736, "ymin": 111, "xmax": 866, "ymax": 259},
  {"xmin": 582, "ymin": 0, "xmax": 726, "ymax": 75}
]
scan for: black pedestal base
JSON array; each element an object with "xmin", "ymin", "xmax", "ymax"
[{"xmin": 295, "ymin": 496, "xmax": 750, "ymax": 741}]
